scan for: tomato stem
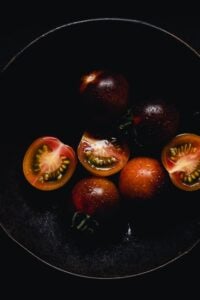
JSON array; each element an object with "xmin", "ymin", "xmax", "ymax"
[{"xmin": 71, "ymin": 211, "xmax": 99, "ymax": 234}]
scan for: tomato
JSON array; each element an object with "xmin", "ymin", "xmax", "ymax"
[
  {"xmin": 71, "ymin": 177, "xmax": 120, "ymax": 217},
  {"xmin": 23, "ymin": 137, "xmax": 77, "ymax": 191},
  {"xmin": 119, "ymin": 157, "xmax": 165, "ymax": 200},
  {"xmin": 77, "ymin": 132, "xmax": 130, "ymax": 176},
  {"xmin": 161, "ymin": 133, "xmax": 200, "ymax": 191},
  {"xmin": 132, "ymin": 99, "xmax": 180, "ymax": 148},
  {"xmin": 79, "ymin": 70, "xmax": 129, "ymax": 125}
]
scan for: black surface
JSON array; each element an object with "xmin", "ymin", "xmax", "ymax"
[{"xmin": 0, "ymin": 14, "xmax": 198, "ymax": 292}]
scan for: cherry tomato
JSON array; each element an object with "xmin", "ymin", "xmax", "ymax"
[
  {"xmin": 80, "ymin": 70, "xmax": 129, "ymax": 125},
  {"xmin": 77, "ymin": 132, "xmax": 130, "ymax": 176},
  {"xmin": 71, "ymin": 177, "xmax": 120, "ymax": 217},
  {"xmin": 132, "ymin": 99, "xmax": 180, "ymax": 148},
  {"xmin": 119, "ymin": 157, "xmax": 165, "ymax": 200},
  {"xmin": 161, "ymin": 133, "xmax": 200, "ymax": 191},
  {"xmin": 23, "ymin": 137, "xmax": 77, "ymax": 191}
]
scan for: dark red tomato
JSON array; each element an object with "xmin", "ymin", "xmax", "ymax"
[
  {"xmin": 77, "ymin": 132, "xmax": 130, "ymax": 176},
  {"xmin": 132, "ymin": 99, "xmax": 180, "ymax": 148},
  {"xmin": 162, "ymin": 133, "xmax": 200, "ymax": 191},
  {"xmin": 71, "ymin": 177, "xmax": 120, "ymax": 217},
  {"xmin": 80, "ymin": 70, "xmax": 129, "ymax": 125},
  {"xmin": 23, "ymin": 137, "xmax": 77, "ymax": 191},
  {"xmin": 119, "ymin": 157, "xmax": 165, "ymax": 200}
]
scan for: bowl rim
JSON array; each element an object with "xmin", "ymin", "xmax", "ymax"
[
  {"xmin": 1, "ymin": 220, "xmax": 200, "ymax": 280},
  {"xmin": 1, "ymin": 17, "xmax": 199, "ymax": 73},
  {"xmin": 1, "ymin": 17, "xmax": 200, "ymax": 280}
]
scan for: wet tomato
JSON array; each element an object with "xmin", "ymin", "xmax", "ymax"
[
  {"xmin": 132, "ymin": 99, "xmax": 179, "ymax": 148},
  {"xmin": 77, "ymin": 132, "xmax": 130, "ymax": 176},
  {"xmin": 71, "ymin": 177, "xmax": 120, "ymax": 217},
  {"xmin": 80, "ymin": 70, "xmax": 129, "ymax": 125},
  {"xmin": 23, "ymin": 137, "xmax": 77, "ymax": 191},
  {"xmin": 161, "ymin": 133, "xmax": 200, "ymax": 191},
  {"xmin": 119, "ymin": 157, "xmax": 165, "ymax": 200}
]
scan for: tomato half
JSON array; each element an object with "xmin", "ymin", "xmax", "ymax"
[
  {"xmin": 77, "ymin": 132, "xmax": 130, "ymax": 176},
  {"xmin": 23, "ymin": 137, "xmax": 77, "ymax": 191},
  {"xmin": 161, "ymin": 133, "xmax": 200, "ymax": 191}
]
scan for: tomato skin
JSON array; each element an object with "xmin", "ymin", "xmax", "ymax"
[
  {"xmin": 132, "ymin": 99, "xmax": 180, "ymax": 148},
  {"xmin": 77, "ymin": 132, "xmax": 130, "ymax": 177},
  {"xmin": 119, "ymin": 157, "xmax": 165, "ymax": 200},
  {"xmin": 23, "ymin": 137, "xmax": 77, "ymax": 191},
  {"xmin": 80, "ymin": 70, "xmax": 129, "ymax": 125},
  {"xmin": 71, "ymin": 177, "xmax": 120, "ymax": 217},
  {"xmin": 161, "ymin": 133, "xmax": 200, "ymax": 191}
]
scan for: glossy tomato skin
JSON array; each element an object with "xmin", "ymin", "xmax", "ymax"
[
  {"xmin": 162, "ymin": 133, "xmax": 200, "ymax": 191},
  {"xmin": 23, "ymin": 137, "xmax": 77, "ymax": 191},
  {"xmin": 132, "ymin": 99, "xmax": 180, "ymax": 148},
  {"xmin": 77, "ymin": 132, "xmax": 130, "ymax": 177},
  {"xmin": 119, "ymin": 157, "xmax": 166, "ymax": 200},
  {"xmin": 80, "ymin": 70, "xmax": 129, "ymax": 125},
  {"xmin": 71, "ymin": 177, "xmax": 120, "ymax": 218}
]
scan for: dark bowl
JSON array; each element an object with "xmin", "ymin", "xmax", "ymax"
[{"xmin": 0, "ymin": 18, "xmax": 200, "ymax": 279}]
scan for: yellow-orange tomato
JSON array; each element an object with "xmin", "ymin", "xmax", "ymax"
[
  {"xmin": 161, "ymin": 133, "xmax": 200, "ymax": 191},
  {"xmin": 119, "ymin": 157, "xmax": 165, "ymax": 200},
  {"xmin": 23, "ymin": 137, "xmax": 77, "ymax": 191},
  {"xmin": 77, "ymin": 132, "xmax": 130, "ymax": 177}
]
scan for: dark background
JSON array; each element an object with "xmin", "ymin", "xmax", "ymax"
[{"xmin": 0, "ymin": 15, "xmax": 200, "ymax": 296}]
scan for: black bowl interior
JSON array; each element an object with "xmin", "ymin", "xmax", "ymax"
[{"xmin": 0, "ymin": 19, "xmax": 199, "ymax": 279}]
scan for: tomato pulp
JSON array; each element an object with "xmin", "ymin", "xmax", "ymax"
[
  {"xmin": 23, "ymin": 137, "xmax": 77, "ymax": 191},
  {"xmin": 162, "ymin": 133, "xmax": 200, "ymax": 191},
  {"xmin": 77, "ymin": 132, "xmax": 130, "ymax": 176}
]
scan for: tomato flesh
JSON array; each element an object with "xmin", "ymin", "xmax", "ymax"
[
  {"xmin": 161, "ymin": 133, "xmax": 200, "ymax": 191},
  {"xmin": 23, "ymin": 137, "xmax": 77, "ymax": 191},
  {"xmin": 77, "ymin": 132, "xmax": 130, "ymax": 176}
]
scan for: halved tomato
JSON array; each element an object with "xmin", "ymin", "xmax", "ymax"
[
  {"xmin": 23, "ymin": 137, "xmax": 77, "ymax": 191},
  {"xmin": 77, "ymin": 132, "xmax": 130, "ymax": 176},
  {"xmin": 161, "ymin": 133, "xmax": 200, "ymax": 191}
]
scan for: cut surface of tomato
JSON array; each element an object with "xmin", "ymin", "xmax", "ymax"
[
  {"xmin": 23, "ymin": 136, "xmax": 77, "ymax": 191},
  {"xmin": 77, "ymin": 132, "xmax": 130, "ymax": 177},
  {"xmin": 161, "ymin": 133, "xmax": 200, "ymax": 191}
]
